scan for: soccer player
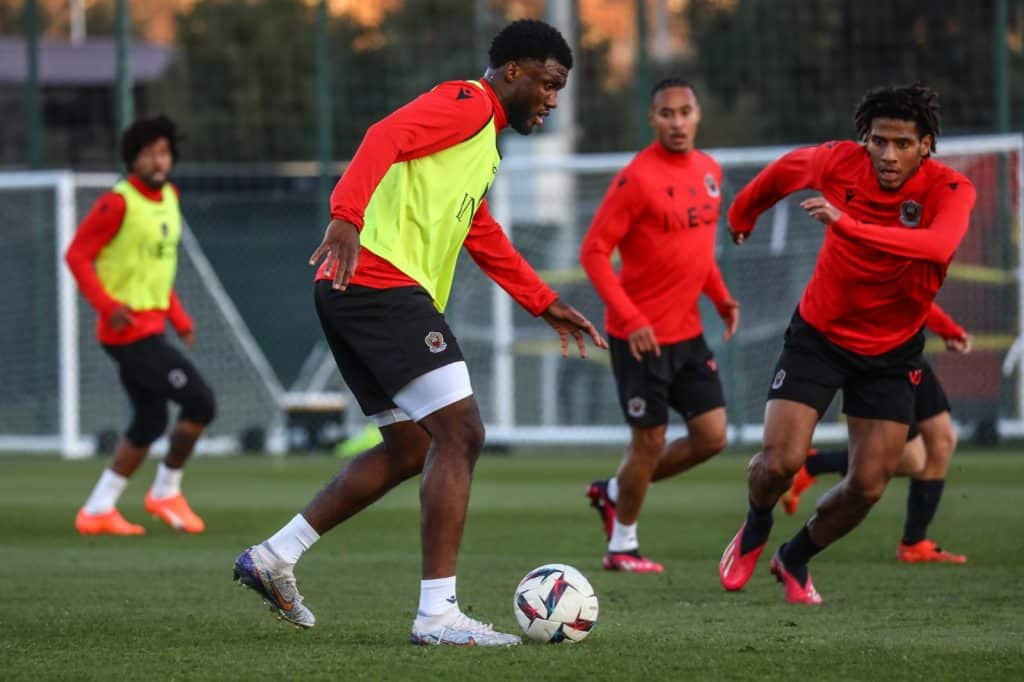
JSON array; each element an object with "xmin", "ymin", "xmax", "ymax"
[
  {"xmin": 783, "ymin": 303, "xmax": 969, "ymax": 564},
  {"xmin": 580, "ymin": 78, "xmax": 738, "ymax": 573},
  {"xmin": 233, "ymin": 20, "xmax": 606, "ymax": 646},
  {"xmin": 67, "ymin": 116, "xmax": 216, "ymax": 536},
  {"xmin": 717, "ymin": 83, "xmax": 976, "ymax": 604}
]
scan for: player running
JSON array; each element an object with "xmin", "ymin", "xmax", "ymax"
[
  {"xmin": 580, "ymin": 78, "xmax": 738, "ymax": 573},
  {"xmin": 717, "ymin": 83, "xmax": 976, "ymax": 604},
  {"xmin": 233, "ymin": 20, "xmax": 606, "ymax": 646},
  {"xmin": 67, "ymin": 116, "xmax": 215, "ymax": 536},
  {"xmin": 783, "ymin": 303, "xmax": 969, "ymax": 564}
]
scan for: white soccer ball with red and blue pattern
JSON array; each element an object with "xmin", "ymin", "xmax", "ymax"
[{"xmin": 513, "ymin": 563, "xmax": 598, "ymax": 643}]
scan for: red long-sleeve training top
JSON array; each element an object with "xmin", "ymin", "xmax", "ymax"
[
  {"xmin": 319, "ymin": 79, "xmax": 557, "ymax": 316},
  {"xmin": 65, "ymin": 174, "xmax": 193, "ymax": 345},
  {"xmin": 729, "ymin": 141, "xmax": 975, "ymax": 355},
  {"xmin": 926, "ymin": 302, "xmax": 966, "ymax": 340},
  {"xmin": 579, "ymin": 142, "xmax": 733, "ymax": 343}
]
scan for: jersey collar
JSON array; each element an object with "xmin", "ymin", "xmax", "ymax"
[{"xmin": 479, "ymin": 79, "xmax": 508, "ymax": 131}]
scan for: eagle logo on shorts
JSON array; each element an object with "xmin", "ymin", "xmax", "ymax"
[
  {"xmin": 627, "ymin": 397, "xmax": 646, "ymax": 418},
  {"xmin": 704, "ymin": 173, "xmax": 720, "ymax": 198},
  {"xmin": 706, "ymin": 358, "xmax": 718, "ymax": 372},
  {"xmin": 424, "ymin": 331, "xmax": 447, "ymax": 354},
  {"xmin": 168, "ymin": 368, "xmax": 188, "ymax": 389},
  {"xmin": 908, "ymin": 369, "xmax": 922, "ymax": 386},
  {"xmin": 900, "ymin": 200, "xmax": 922, "ymax": 227},
  {"xmin": 771, "ymin": 369, "xmax": 786, "ymax": 390}
]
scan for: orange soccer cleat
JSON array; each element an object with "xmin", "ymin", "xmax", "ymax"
[
  {"xmin": 75, "ymin": 508, "xmax": 145, "ymax": 536},
  {"xmin": 897, "ymin": 539, "xmax": 967, "ymax": 564},
  {"xmin": 781, "ymin": 449, "xmax": 818, "ymax": 515},
  {"xmin": 603, "ymin": 550, "xmax": 664, "ymax": 573},
  {"xmin": 769, "ymin": 552, "xmax": 823, "ymax": 605},
  {"xmin": 144, "ymin": 492, "xmax": 206, "ymax": 533}
]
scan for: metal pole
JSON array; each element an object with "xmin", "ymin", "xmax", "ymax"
[
  {"xmin": 316, "ymin": 0, "xmax": 333, "ymax": 228},
  {"xmin": 115, "ymin": 0, "xmax": 134, "ymax": 133},
  {"xmin": 25, "ymin": 0, "xmax": 42, "ymax": 168},
  {"xmin": 634, "ymin": 0, "xmax": 652, "ymax": 149},
  {"xmin": 994, "ymin": 0, "xmax": 1010, "ymax": 133}
]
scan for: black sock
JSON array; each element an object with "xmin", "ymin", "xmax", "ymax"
[
  {"xmin": 806, "ymin": 449, "xmax": 849, "ymax": 477},
  {"xmin": 902, "ymin": 478, "xmax": 945, "ymax": 545},
  {"xmin": 778, "ymin": 525, "xmax": 823, "ymax": 587},
  {"xmin": 740, "ymin": 501, "xmax": 774, "ymax": 554}
]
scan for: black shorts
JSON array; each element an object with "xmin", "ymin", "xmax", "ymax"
[
  {"xmin": 102, "ymin": 334, "xmax": 216, "ymax": 441},
  {"xmin": 906, "ymin": 359, "xmax": 951, "ymax": 440},
  {"xmin": 609, "ymin": 333, "xmax": 725, "ymax": 428},
  {"xmin": 314, "ymin": 281, "xmax": 464, "ymax": 417},
  {"xmin": 767, "ymin": 309, "xmax": 924, "ymax": 425}
]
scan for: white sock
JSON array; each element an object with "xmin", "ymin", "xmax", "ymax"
[
  {"xmin": 83, "ymin": 469, "xmax": 128, "ymax": 514},
  {"xmin": 149, "ymin": 463, "xmax": 183, "ymax": 500},
  {"xmin": 266, "ymin": 514, "xmax": 321, "ymax": 566},
  {"xmin": 418, "ymin": 576, "xmax": 458, "ymax": 618},
  {"xmin": 607, "ymin": 477, "xmax": 619, "ymax": 504},
  {"xmin": 609, "ymin": 519, "xmax": 639, "ymax": 553}
]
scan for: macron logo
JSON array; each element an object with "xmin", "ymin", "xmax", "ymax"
[{"xmin": 456, "ymin": 87, "xmax": 474, "ymax": 100}]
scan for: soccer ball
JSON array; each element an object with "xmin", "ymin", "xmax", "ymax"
[{"xmin": 513, "ymin": 563, "xmax": 599, "ymax": 643}]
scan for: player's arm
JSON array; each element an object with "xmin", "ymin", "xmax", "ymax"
[
  {"xmin": 728, "ymin": 145, "xmax": 830, "ymax": 244},
  {"xmin": 578, "ymin": 170, "xmax": 659, "ymax": 359},
  {"xmin": 311, "ymin": 83, "xmax": 493, "ymax": 289},
  {"xmin": 465, "ymin": 199, "xmax": 607, "ymax": 358},
  {"xmin": 821, "ymin": 181, "xmax": 976, "ymax": 264},
  {"xmin": 702, "ymin": 261, "xmax": 740, "ymax": 341},
  {"xmin": 927, "ymin": 302, "xmax": 971, "ymax": 353},
  {"xmin": 167, "ymin": 290, "xmax": 195, "ymax": 347},
  {"xmin": 63, "ymin": 192, "xmax": 135, "ymax": 331}
]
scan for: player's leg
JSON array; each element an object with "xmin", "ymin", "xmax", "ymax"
[
  {"xmin": 772, "ymin": 335, "xmax": 922, "ymax": 604},
  {"xmin": 586, "ymin": 336, "xmax": 668, "ymax": 572},
  {"xmin": 602, "ymin": 424, "xmax": 667, "ymax": 572},
  {"xmin": 128, "ymin": 336, "xmax": 216, "ymax": 532},
  {"xmin": 76, "ymin": 341, "xmax": 168, "ymax": 535},
  {"xmin": 652, "ymin": 336, "xmax": 728, "ymax": 481},
  {"xmin": 720, "ymin": 311, "xmax": 840, "ymax": 592},
  {"xmin": 899, "ymin": 410, "xmax": 965, "ymax": 562}
]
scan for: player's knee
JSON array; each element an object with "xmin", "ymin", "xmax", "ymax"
[
  {"xmin": 181, "ymin": 387, "xmax": 216, "ymax": 426},
  {"xmin": 756, "ymin": 444, "xmax": 803, "ymax": 481},
  {"xmin": 845, "ymin": 476, "xmax": 888, "ymax": 507},
  {"xmin": 128, "ymin": 404, "xmax": 168, "ymax": 447},
  {"xmin": 430, "ymin": 405, "xmax": 485, "ymax": 457},
  {"xmin": 696, "ymin": 429, "xmax": 728, "ymax": 459}
]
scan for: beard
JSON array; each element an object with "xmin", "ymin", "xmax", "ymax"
[{"xmin": 505, "ymin": 98, "xmax": 535, "ymax": 135}]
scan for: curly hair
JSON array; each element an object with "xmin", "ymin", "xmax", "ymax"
[
  {"xmin": 120, "ymin": 115, "xmax": 180, "ymax": 171},
  {"xmin": 854, "ymin": 83, "xmax": 941, "ymax": 152},
  {"xmin": 488, "ymin": 19, "xmax": 573, "ymax": 70},
  {"xmin": 650, "ymin": 76, "xmax": 695, "ymax": 101}
]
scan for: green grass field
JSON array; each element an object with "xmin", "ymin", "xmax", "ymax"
[{"xmin": 3, "ymin": 448, "xmax": 1023, "ymax": 680}]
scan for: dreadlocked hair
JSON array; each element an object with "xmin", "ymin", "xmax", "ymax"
[{"xmin": 854, "ymin": 83, "xmax": 941, "ymax": 153}]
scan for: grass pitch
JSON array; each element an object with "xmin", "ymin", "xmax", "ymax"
[{"xmin": 2, "ymin": 448, "xmax": 1022, "ymax": 680}]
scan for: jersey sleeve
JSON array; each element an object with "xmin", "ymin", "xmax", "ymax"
[
  {"xmin": 926, "ymin": 302, "xmax": 966, "ymax": 339},
  {"xmin": 831, "ymin": 179, "xmax": 976, "ymax": 264},
  {"xmin": 701, "ymin": 260, "xmax": 734, "ymax": 316},
  {"xmin": 463, "ymin": 199, "xmax": 558, "ymax": 317},
  {"xmin": 579, "ymin": 170, "xmax": 649, "ymax": 335},
  {"xmin": 329, "ymin": 83, "xmax": 494, "ymax": 229},
  {"xmin": 167, "ymin": 290, "xmax": 193, "ymax": 334},
  {"xmin": 64, "ymin": 192, "xmax": 126, "ymax": 318},
  {"xmin": 728, "ymin": 144, "xmax": 832, "ymax": 235}
]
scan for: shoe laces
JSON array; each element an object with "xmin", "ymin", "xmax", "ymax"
[{"xmin": 445, "ymin": 611, "xmax": 495, "ymax": 634}]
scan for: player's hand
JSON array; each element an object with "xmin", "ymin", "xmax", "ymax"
[
  {"xmin": 729, "ymin": 228, "xmax": 748, "ymax": 245},
  {"xmin": 179, "ymin": 329, "xmax": 196, "ymax": 348},
  {"xmin": 800, "ymin": 196, "xmax": 842, "ymax": 225},
  {"xmin": 108, "ymin": 305, "xmax": 135, "ymax": 332},
  {"xmin": 718, "ymin": 299, "xmax": 740, "ymax": 342},
  {"xmin": 945, "ymin": 333, "xmax": 972, "ymax": 354},
  {"xmin": 627, "ymin": 326, "xmax": 660, "ymax": 361},
  {"xmin": 541, "ymin": 299, "xmax": 608, "ymax": 359},
  {"xmin": 309, "ymin": 219, "xmax": 360, "ymax": 290}
]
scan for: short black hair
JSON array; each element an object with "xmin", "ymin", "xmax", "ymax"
[
  {"xmin": 488, "ymin": 19, "xmax": 573, "ymax": 71},
  {"xmin": 854, "ymin": 83, "xmax": 941, "ymax": 152},
  {"xmin": 651, "ymin": 76, "xmax": 695, "ymax": 102},
  {"xmin": 120, "ymin": 115, "xmax": 180, "ymax": 171}
]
